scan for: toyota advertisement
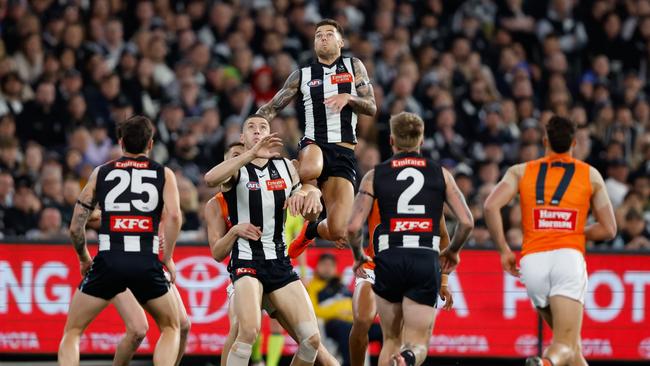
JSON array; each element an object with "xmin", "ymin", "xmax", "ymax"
[{"xmin": 0, "ymin": 243, "xmax": 649, "ymax": 360}]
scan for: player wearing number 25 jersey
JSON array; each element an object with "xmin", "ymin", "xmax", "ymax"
[
  {"xmin": 59, "ymin": 116, "xmax": 183, "ymax": 366},
  {"xmin": 484, "ymin": 116, "xmax": 616, "ymax": 366}
]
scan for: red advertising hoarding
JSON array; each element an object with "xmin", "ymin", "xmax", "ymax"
[{"xmin": 0, "ymin": 243, "xmax": 648, "ymax": 360}]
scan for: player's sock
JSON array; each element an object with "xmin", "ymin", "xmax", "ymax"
[
  {"xmin": 266, "ymin": 334, "xmax": 285, "ymax": 366},
  {"xmin": 400, "ymin": 350, "xmax": 416, "ymax": 366},
  {"xmin": 288, "ymin": 222, "xmax": 315, "ymax": 258},
  {"xmin": 541, "ymin": 358, "xmax": 554, "ymax": 366},
  {"xmin": 305, "ymin": 220, "xmax": 321, "ymax": 239},
  {"xmin": 227, "ymin": 342, "xmax": 252, "ymax": 366},
  {"xmin": 251, "ymin": 334, "xmax": 263, "ymax": 363}
]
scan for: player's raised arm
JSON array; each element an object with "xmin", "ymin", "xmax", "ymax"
[
  {"xmin": 347, "ymin": 169, "xmax": 375, "ymax": 269},
  {"xmin": 585, "ymin": 166, "xmax": 617, "ymax": 241},
  {"xmin": 204, "ymin": 133, "xmax": 282, "ymax": 188},
  {"xmin": 442, "ymin": 168, "xmax": 474, "ymax": 253},
  {"xmin": 484, "ymin": 164, "xmax": 523, "ymax": 277},
  {"xmin": 69, "ymin": 167, "xmax": 99, "ymax": 275},
  {"xmin": 348, "ymin": 57, "xmax": 377, "ymax": 116},
  {"xmin": 256, "ymin": 69, "xmax": 301, "ymax": 122},
  {"xmin": 284, "ymin": 159, "xmax": 322, "ymax": 221}
]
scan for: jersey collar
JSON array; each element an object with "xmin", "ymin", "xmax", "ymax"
[
  {"xmin": 317, "ymin": 56, "xmax": 342, "ymax": 69},
  {"xmin": 547, "ymin": 152, "xmax": 572, "ymax": 162}
]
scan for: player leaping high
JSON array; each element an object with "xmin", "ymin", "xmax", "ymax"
[{"xmin": 256, "ymin": 19, "xmax": 376, "ymax": 252}]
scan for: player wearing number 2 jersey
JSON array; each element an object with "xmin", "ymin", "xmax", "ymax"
[
  {"xmin": 59, "ymin": 116, "xmax": 183, "ymax": 366},
  {"xmin": 484, "ymin": 116, "xmax": 617, "ymax": 366},
  {"xmin": 347, "ymin": 112, "xmax": 473, "ymax": 366}
]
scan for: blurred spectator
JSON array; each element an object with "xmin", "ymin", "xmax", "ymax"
[
  {"xmin": 3, "ymin": 181, "xmax": 40, "ymax": 237},
  {"xmin": 612, "ymin": 209, "xmax": 650, "ymax": 250},
  {"xmin": 306, "ymin": 253, "xmax": 380, "ymax": 366},
  {"xmin": 26, "ymin": 207, "xmax": 67, "ymax": 240},
  {"xmin": 605, "ymin": 158, "xmax": 630, "ymax": 208}
]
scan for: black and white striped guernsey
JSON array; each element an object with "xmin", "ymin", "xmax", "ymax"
[
  {"xmin": 223, "ymin": 158, "xmax": 299, "ymax": 260},
  {"xmin": 95, "ymin": 156, "xmax": 165, "ymax": 255},
  {"xmin": 372, "ymin": 152, "xmax": 446, "ymax": 253},
  {"xmin": 297, "ymin": 56, "xmax": 358, "ymax": 144}
]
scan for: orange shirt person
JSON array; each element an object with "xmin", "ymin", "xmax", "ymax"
[{"xmin": 484, "ymin": 116, "xmax": 616, "ymax": 366}]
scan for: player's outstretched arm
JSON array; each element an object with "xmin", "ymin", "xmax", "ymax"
[
  {"xmin": 347, "ymin": 170, "xmax": 375, "ymax": 274},
  {"xmin": 484, "ymin": 165, "xmax": 522, "ymax": 277},
  {"xmin": 256, "ymin": 69, "xmax": 301, "ymax": 122},
  {"xmin": 285, "ymin": 160, "xmax": 322, "ymax": 221},
  {"xmin": 442, "ymin": 168, "xmax": 474, "ymax": 253},
  {"xmin": 204, "ymin": 134, "xmax": 282, "ymax": 188},
  {"xmin": 585, "ymin": 166, "xmax": 617, "ymax": 242},
  {"xmin": 69, "ymin": 167, "xmax": 99, "ymax": 275},
  {"xmin": 348, "ymin": 57, "xmax": 377, "ymax": 116},
  {"xmin": 162, "ymin": 168, "xmax": 182, "ymax": 281}
]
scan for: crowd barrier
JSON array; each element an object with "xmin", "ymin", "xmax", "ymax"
[{"xmin": 0, "ymin": 241, "xmax": 648, "ymax": 360}]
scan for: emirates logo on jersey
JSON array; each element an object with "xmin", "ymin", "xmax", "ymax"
[
  {"xmin": 246, "ymin": 182, "xmax": 261, "ymax": 191},
  {"xmin": 331, "ymin": 73, "xmax": 353, "ymax": 84},
  {"xmin": 390, "ymin": 218, "xmax": 433, "ymax": 232},
  {"xmin": 533, "ymin": 208, "xmax": 577, "ymax": 231},
  {"xmin": 110, "ymin": 215, "xmax": 153, "ymax": 232},
  {"xmin": 391, "ymin": 158, "xmax": 426, "ymax": 168},
  {"xmin": 308, "ymin": 79, "xmax": 322, "ymax": 87},
  {"xmin": 266, "ymin": 178, "xmax": 287, "ymax": 191},
  {"xmin": 115, "ymin": 160, "xmax": 149, "ymax": 169}
]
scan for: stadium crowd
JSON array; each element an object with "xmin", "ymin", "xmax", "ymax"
[{"xmin": 0, "ymin": 0, "xmax": 648, "ymax": 250}]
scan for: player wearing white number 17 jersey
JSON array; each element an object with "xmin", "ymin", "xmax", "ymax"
[{"xmin": 59, "ymin": 116, "xmax": 183, "ymax": 366}]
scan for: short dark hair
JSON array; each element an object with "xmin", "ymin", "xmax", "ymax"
[
  {"xmin": 545, "ymin": 116, "xmax": 576, "ymax": 153},
  {"xmin": 224, "ymin": 142, "xmax": 244, "ymax": 158},
  {"xmin": 116, "ymin": 115, "xmax": 154, "ymax": 154},
  {"xmin": 316, "ymin": 18, "xmax": 344, "ymax": 37},
  {"xmin": 241, "ymin": 114, "xmax": 270, "ymax": 131}
]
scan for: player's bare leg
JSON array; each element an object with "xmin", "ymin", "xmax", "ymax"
[
  {"xmin": 375, "ymin": 295, "xmax": 402, "ymax": 366},
  {"xmin": 537, "ymin": 306, "xmax": 587, "ymax": 366},
  {"xmin": 350, "ymin": 280, "xmax": 377, "ymax": 366},
  {"xmin": 171, "ymin": 284, "xmax": 191, "ymax": 366},
  {"xmin": 528, "ymin": 296, "xmax": 584, "ymax": 366},
  {"xmin": 228, "ymin": 277, "xmax": 264, "ymax": 366},
  {"xmin": 113, "ymin": 290, "xmax": 149, "ymax": 366},
  {"xmin": 222, "ymin": 295, "xmax": 238, "ymax": 366},
  {"xmin": 58, "ymin": 290, "xmax": 111, "ymax": 366},
  {"xmin": 317, "ymin": 177, "xmax": 355, "ymax": 244},
  {"xmin": 142, "ymin": 291, "xmax": 181, "ymax": 366},
  {"xmin": 273, "ymin": 302, "xmax": 340, "ymax": 366},
  {"xmin": 298, "ymin": 144, "xmax": 324, "ymax": 185},
  {"xmin": 392, "ymin": 298, "xmax": 435, "ymax": 366},
  {"xmin": 267, "ymin": 281, "xmax": 321, "ymax": 366}
]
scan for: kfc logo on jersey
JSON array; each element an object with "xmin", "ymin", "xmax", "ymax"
[
  {"xmin": 308, "ymin": 79, "xmax": 322, "ymax": 87},
  {"xmin": 266, "ymin": 178, "xmax": 287, "ymax": 191},
  {"xmin": 390, "ymin": 218, "xmax": 433, "ymax": 232},
  {"xmin": 115, "ymin": 160, "xmax": 149, "ymax": 169},
  {"xmin": 392, "ymin": 158, "xmax": 427, "ymax": 168},
  {"xmin": 331, "ymin": 73, "xmax": 353, "ymax": 84},
  {"xmin": 533, "ymin": 208, "xmax": 577, "ymax": 231},
  {"xmin": 246, "ymin": 182, "xmax": 261, "ymax": 191},
  {"xmin": 110, "ymin": 216, "xmax": 153, "ymax": 232}
]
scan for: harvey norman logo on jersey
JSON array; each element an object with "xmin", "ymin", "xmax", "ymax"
[
  {"xmin": 533, "ymin": 208, "xmax": 577, "ymax": 231},
  {"xmin": 391, "ymin": 157, "xmax": 427, "ymax": 168}
]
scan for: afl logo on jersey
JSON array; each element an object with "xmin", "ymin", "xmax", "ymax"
[
  {"xmin": 308, "ymin": 79, "xmax": 322, "ymax": 87},
  {"xmin": 246, "ymin": 182, "xmax": 261, "ymax": 191}
]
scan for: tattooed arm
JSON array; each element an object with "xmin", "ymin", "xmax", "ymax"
[
  {"xmin": 347, "ymin": 170, "xmax": 375, "ymax": 261},
  {"xmin": 256, "ymin": 69, "xmax": 301, "ymax": 121},
  {"xmin": 442, "ymin": 168, "xmax": 474, "ymax": 252},
  {"xmin": 69, "ymin": 168, "xmax": 99, "ymax": 273},
  {"xmin": 348, "ymin": 57, "xmax": 377, "ymax": 116}
]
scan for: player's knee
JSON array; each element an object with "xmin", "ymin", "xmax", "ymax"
[
  {"xmin": 126, "ymin": 322, "xmax": 149, "ymax": 343},
  {"xmin": 237, "ymin": 324, "xmax": 260, "ymax": 344},
  {"xmin": 299, "ymin": 164, "xmax": 321, "ymax": 182},
  {"xmin": 353, "ymin": 311, "xmax": 375, "ymax": 330},
  {"xmin": 295, "ymin": 322, "xmax": 320, "ymax": 362},
  {"xmin": 329, "ymin": 225, "xmax": 347, "ymax": 243},
  {"xmin": 180, "ymin": 316, "xmax": 191, "ymax": 338}
]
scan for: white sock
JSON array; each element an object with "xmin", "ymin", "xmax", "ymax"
[{"xmin": 226, "ymin": 341, "xmax": 252, "ymax": 366}]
